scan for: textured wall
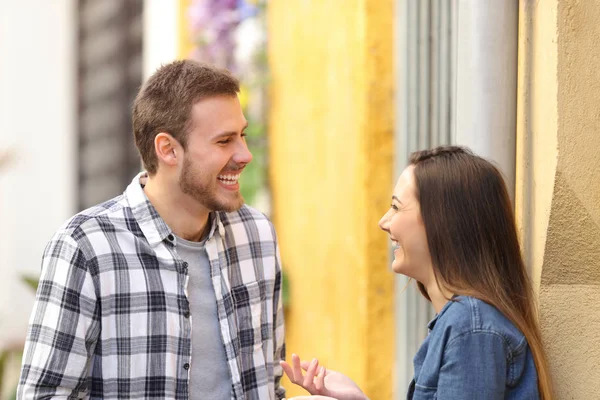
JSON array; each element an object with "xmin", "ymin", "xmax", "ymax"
[
  {"xmin": 267, "ymin": 1, "xmax": 395, "ymax": 398},
  {"xmin": 516, "ymin": 0, "xmax": 600, "ymax": 397}
]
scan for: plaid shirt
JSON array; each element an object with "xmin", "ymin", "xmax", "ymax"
[{"xmin": 18, "ymin": 173, "xmax": 286, "ymax": 400}]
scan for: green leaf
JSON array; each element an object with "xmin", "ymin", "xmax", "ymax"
[
  {"xmin": 21, "ymin": 275, "xmax": 39, "ymax": 292},
  {"xmin": 0, "ymin": 350, "xmax": 7, "ymax": 397}
]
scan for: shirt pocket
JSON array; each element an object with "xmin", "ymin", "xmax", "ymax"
[
  {"xmin": 232, "ymin": 281, "xmax": 265, "ymax": 353},
  {"xmin": 412, "ymin": 384, "xmax": 437, "ymax": 400}
]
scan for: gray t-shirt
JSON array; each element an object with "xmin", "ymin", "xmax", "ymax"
[{"xmin": 175, "ymin": 235, "xmax": 231, "ymax": 399}]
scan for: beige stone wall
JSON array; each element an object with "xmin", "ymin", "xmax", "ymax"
[{"xmin": 516, "ymin": 0, "xmax": 600, "ymax": 397}]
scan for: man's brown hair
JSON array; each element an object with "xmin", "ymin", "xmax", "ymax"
[{"xmin": 132, "ymin": 60, "xmax": 240, "ymax": 174}]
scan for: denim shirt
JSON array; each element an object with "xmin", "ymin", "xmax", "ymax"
[{"xmin": 407, "ymin": 296, "xmax": 539, "ymax": 399}]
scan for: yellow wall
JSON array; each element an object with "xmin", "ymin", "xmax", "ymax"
[
  {"xmin": 268, "ymin": 1, "xmax": 395, "ymax": 398},
  {"xmin": 516, "ymin": 0, "xmax": 600, "ymax": 397},
  {"xmin": 178, "ymin": 0, "xmax": 194, "ymax": 59}
]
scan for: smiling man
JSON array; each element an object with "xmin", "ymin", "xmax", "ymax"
[{"xmin": 18, "ymin": 60, "xmax": 285, "ymax": 400}]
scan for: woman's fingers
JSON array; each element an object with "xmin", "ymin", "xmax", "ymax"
[
  {"xmin": 280, "ymin": 361, "xmax": 295, "ymax": 382},
  {"xmin": 300, "ymin": 360, "xmax": 312, "ymax": 370},
  {"xmin": 291, "ymin": 354, "xmax": 304, "ymax": 384},
  {"xmin": 315, "ymin": 366, "xmax": 326, "ymax": 391},
  {"xmin": 302, "ymin": 358, "xmax": 319, "ymax": 388},
  {"xmin": 281, "ymin": 354, "xmax": 325, "ymax": 394}
]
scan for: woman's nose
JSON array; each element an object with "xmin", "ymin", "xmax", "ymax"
[{"xmin": 378, "ymin": 212, "xmax": 390, "ymax": 232}]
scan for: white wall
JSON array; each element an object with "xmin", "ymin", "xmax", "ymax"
[
  {"xmin": 143, "ymin": 0, "xmax": 179, "ymax": 79},
  {"xmin": 0, "ymin": 0, "xmax": 76, "ymax": 344},
  {"xmin": 454, "ymin": 1, "xmax": 519, "ymax": 200}
]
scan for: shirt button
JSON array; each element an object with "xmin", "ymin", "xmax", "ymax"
[
  {"xmin": 183, "ymin": 363, "xmax": 190, "ymax": 370},
  {"xmin": 167, "ymin": 234, "xmax": 175, "ymax": 242}
]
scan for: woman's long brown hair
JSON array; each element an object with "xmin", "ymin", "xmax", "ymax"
[{"xmin": 410, "ymin": 146, "xmax": 552, "ymax": 399}]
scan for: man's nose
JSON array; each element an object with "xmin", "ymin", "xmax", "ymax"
[{"xmin": 233, "ymin": 139, "xmax": 253, "ymax": 166}]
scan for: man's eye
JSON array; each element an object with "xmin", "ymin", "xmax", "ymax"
[
  {"xmin": 391, "ymin": 204, "xmax": 399, "ymax": 211},
  {"xmin": 218, "ymin": 139, "xmax": 231, "ymax": 144}
]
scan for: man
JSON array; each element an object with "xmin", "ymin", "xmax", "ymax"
[{"xmin": 18, "ymin": 60, "xmax": 285, "ymax": 399}]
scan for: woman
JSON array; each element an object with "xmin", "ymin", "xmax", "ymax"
[{"xmin": 282, "ymin": 146, "xmax": 552, "ymax": 399}]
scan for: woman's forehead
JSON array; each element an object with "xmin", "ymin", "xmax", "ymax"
[{"xmin": 393, "ymin": 165, "xmax": 416, "ymax": 198}]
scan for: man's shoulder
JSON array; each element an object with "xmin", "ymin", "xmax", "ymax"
[{"xmin": 52, "ymin": 194, "xmax": 130, "ymax": 244}]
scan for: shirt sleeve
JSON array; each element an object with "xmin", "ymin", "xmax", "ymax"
[
  {"xmin": 18, "ymin": 233, "xmax": 100, "ymax": 399},
  {"xmin": 272, "ymin": 235, "xmax": 286, "ymax": 400},
  {"xmin": 436, "ymin": 331, "xmax": 508, "ymax": 400}
]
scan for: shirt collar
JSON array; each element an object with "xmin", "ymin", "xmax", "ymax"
[
  {"xmin": 125, "ymin": 172, "xmax": 226, "ymax": 246},
  {"xmin": 427, "ymin": 296, "xmax": 457, "ymax": 331},
  {"xmin": 125, "ymin": 172, "xmax": 172, "ymax": 246}
]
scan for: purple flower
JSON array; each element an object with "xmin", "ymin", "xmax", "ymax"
[
  {"xmin": 188, "ymin": 0, "xmax": 243, "ymax": 70},
  {"xmin": 237, "ymin": 0, "xmax": 259, "ymax": 19}
]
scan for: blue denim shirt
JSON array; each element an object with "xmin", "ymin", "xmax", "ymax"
[{"xmin": 407, "ymin": 296, "xmax": 539, "ymax": 399}]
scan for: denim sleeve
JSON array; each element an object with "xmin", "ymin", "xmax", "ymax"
[{"xmin": 437, "ymin": 331, "xmax": 507, "ymax": 399}]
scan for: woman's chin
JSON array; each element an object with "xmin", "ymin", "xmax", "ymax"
[
  {"xmin": 391, "ymin": 259, "xmax": 420, "ymax": 279},
  {"xmin": 391, "ymin": 260, "xmax": 405, "ymax": 274}
]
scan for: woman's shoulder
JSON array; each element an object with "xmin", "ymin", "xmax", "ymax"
[{"xmin": 434, "ymin": 296, "xmax": 528, "ymax": 354}]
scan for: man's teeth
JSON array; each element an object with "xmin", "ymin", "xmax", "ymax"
[{"xmin": 218, "ymin": 174, "xmax": 240, "ymax": 185}]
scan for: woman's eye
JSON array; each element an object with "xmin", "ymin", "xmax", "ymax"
[{"xmin": 391, "ymin": 204, "xmax": 399, "ymax": 211}]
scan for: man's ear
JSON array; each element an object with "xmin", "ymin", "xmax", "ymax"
[{"xmin": 154, "ymin": 132, "xmax": 180, "ymax": 168}]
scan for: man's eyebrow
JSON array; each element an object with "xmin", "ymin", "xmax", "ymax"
[{"xmin": 212, "ymin": 122, "xmax": 249, "ymax": 140}]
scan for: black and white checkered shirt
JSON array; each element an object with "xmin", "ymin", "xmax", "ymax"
[{"xmin": 18, "ymin": 173, "xmax": 286, "ymax": 399}]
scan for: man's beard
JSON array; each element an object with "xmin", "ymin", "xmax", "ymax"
[{"xmin": 179, "ymin": 155, "xmax": 244, "ymax": 212}]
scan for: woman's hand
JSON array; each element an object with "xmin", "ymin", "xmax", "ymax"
[
  {"xmin": 286, "ymin": 397, "xmax": 338, "ymax": 400},
  {"xmin": 281, "ymin": 354, "xmax": 368, "ymax": 400}
]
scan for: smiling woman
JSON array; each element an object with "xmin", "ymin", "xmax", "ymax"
[
  {"xmin": 283, "ymin": 146, "xmax": 553, "ymax": 400},
  {"xmin": 378, "ymin": 165, "xmax": 432, "ymax": 283}
]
